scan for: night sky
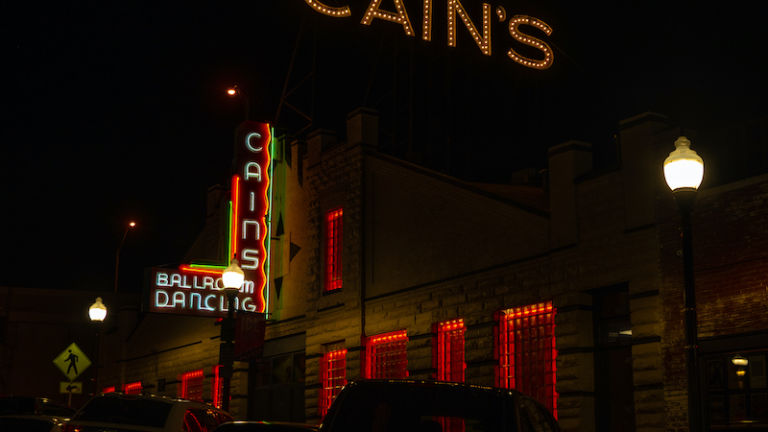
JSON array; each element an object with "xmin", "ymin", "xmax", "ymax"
[{"xmin": 2, "ymin": 1, "xmax": 767, "ymax": 293}]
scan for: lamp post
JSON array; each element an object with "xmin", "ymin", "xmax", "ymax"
[
  {"xmin": 89, "ymin": 297, "xmax": 107, "ymax": 395},
  {"xmin": 226, "ymin": 85, "xmax": 250, "ymax": 121},
  {"xmin": 663, "ymin": 136, "xmax": 704, "ymax": 432},
  {"xmin": 114, "ymin": 221, "xmax": 137, "ymax": 294},
  {"xmin": 220, "ymin": 259, "xmax": 245, "ymax": 412}
]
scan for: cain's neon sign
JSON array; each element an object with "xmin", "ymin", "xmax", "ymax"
[
  {"xmin": 304, "ymin": 0, "xmax": 554, "ymax": 69},
  {"xmin": 147, "ymin": 121, "xmax": 273, "ymax": 316}
]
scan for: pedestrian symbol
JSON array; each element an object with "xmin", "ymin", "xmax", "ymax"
[{"xmin": 53, "ymin": 343, "xmax": 91, "ymax": 381}]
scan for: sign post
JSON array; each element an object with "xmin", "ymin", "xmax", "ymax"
[{"xmin": 53, "ymin": 343, "xmax": 91, "ymax": 408}]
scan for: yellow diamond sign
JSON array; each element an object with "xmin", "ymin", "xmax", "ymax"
[{"xmin": 53, "ymin": 342, "xmax": 91, "ymax": 382}]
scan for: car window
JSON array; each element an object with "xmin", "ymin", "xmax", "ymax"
[
  {"xmin": 0, "ymin": 397, "xmax": 35, "ymax": 415},
  {"xmin": 74, "ymin": 396, "xmax": 172, "ymax": 427},
  {"xmin": 185, "ymin": 408, "xmax": 229, "ymax": 432},
  {"xmin": 0, "ymin": 417, "xmax": 56, "ymax": 432}
]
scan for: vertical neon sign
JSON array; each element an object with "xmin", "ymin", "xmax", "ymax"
[{"xmin": 233, "ymin": 121, "xmax": 272, "ymax": 313}]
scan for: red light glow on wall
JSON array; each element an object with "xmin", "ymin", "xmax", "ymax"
[
  {"xmin": 212, "ymin": 365, "xmax": 223, "ymax": 409},
  {"xmin": 123, "ymin": 381, "xmax": 142, "ymax": 395},
  {"xmin": 495, "ymin": 301, "xmax": 557, "ymax": 417},
  {"xmin": 178, "ymin": 369, "xmax": 204, "ymax": 401},
  {"xmin": 325, "ymin": 208, "xmax": 343, "ymax": 291},
  {"xmin": 319, "ymin": 349, "xmax": 347, "ymax": 416},
  {"xmin": 363, "ymin": 330, "xmax": 408, "ymax": 379},
  {"xmin": 434, "ymin": 319, "xmax": 466, "ymax": 382},
  {"xmin": 102, "ymin": 386, "xmax": 115, "ymax": 393}
]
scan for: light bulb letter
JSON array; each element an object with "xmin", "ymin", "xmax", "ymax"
[
  {"xmin": 506, "ymin": 15, "xmax": 554, "ymax": 69},
  {"xmin": 422, "ymin": 0, "xmax": 432, "ymax": 41},
  {"xmin": 303, "ymin": 0, "xmax": 351, "ymax": 17},
  {"xmin": 447, "ymin": 0, "xmax": 492, "ymax": 55},
  {"xmin": 361, "ymin": 0, "xmax": 415, "ymax": 37}
]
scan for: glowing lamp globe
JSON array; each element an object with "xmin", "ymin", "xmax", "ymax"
[
  {"xmin": 89, "ymin": 297, "xmax": 107, "ymax": 322},
  {"xmin": 222, "ymin": 259, "xmax": 245, "ymax": 294},
  {"xmin": 731, "ymin": 355, "xmax": 749, "ymax": 367},
  {"xmin": 663, "ymin": 136, "xmax": 704, "ymax": 192}
]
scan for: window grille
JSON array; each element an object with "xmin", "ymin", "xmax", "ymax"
[
  {"xmin": 325, "ymin": 208, "xmax": 343, "ymax": 291},
  {"xmin": 123, "ymin": 381, "xmax": 142, "ymax": 395},
  {"xmin": 434, "ymin": 319, "xmax": 466, "ymax": 382},
  {"xmin": 212, "ymin": 365, "xmax": 224, "ymax": 409},
  {"xmin": 495, "ymin": 301, "xmax": 557, "ymax": 416},
  {"xmin": 178, "ymin": 369, "xmax": 204, "ymax": 401},
  {"xmin": 363, "ymin": 330, "xmax": 408, "ymax": 379},
  {"xmin": 319, "ymin": 348, "xmax": 347, "ymax": 416}
]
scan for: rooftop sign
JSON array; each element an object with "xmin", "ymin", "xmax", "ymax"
[{"xmin": 304, "ymin": 0, "xmax": 554, "ymax": 69}]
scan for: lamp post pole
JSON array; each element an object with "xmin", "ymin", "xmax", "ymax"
[
  {"xmin": 664, "ymin": 136, "xmax": 704, "ymax": 432},
  {"xmin": 220, "ymin": 259, "xmax": 245, "ymax": 412},
  {"xmin": 114, "ymin": 221, "xmax": 136, "ymax": 294},
  {"xmin": 89, "ymin": 297, "xmax": 108, "ymax": 396}
]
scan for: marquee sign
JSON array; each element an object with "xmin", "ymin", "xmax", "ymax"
[
  {"xmin": 304, "ymin": 0, "xmax": 554, "ymax": 69},
  {"xmin": 147, "ymin": 121, "xmax": 273, "ymax": 317}
]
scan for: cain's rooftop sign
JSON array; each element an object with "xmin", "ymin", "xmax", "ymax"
[{"xmin": 304, "ymin": 0, "xmax": 554, "ymax": 69}]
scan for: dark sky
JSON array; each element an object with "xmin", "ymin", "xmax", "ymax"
[{"xmin": 2, "ymin": 1, "xmax": 767, "ymax": 292}]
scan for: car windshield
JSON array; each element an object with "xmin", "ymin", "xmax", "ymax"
[
  {"xmin": 324, "ymin": 383, "xmax": 515, "ymax": 432},
  {"xmin": 75, "ymin": 396, "xmax": 173, "ymax": 427}
]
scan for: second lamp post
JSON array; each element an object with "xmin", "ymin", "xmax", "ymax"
[
  {"xmin": 220, "ymin": 259, "xmax": 245, "ymax": 412},
  {"xmin": 663, "ymin": 136, "xmax": 704, "ymax": 432}
]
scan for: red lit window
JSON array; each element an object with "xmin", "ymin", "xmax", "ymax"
[
  {"xmin": 178, "ymin": 369, "xmax": 204, "ymax": 401},
  {"xmin": 495, "ymin": 301, "xmax": 557, "ymax": 416},
  {"xmin": 102, "ymin": 386, "xmax": 115, "ymax": 393},
  {"xmin": 434, "ymin": 319, "xmax": 466, "ymax": 382},
  {"xmin": 363, "ymin": 330, "xmax": 408, "ymax": 379},
  {"xmin": 319, "ymin": 348, "xmax": 347, "ymax": 417},
  {"xmin": 212, "ymin": 365, "xmax": 224, "ymax": 409},
  {"xmin": 123, "ymin": 381, "xmax": 142, "ymax": 395},
  {"xmin": 325, "ymin": 208, "xmax": 343, "ymax": 291}
]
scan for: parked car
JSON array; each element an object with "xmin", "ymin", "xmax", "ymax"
[
  {"xmin": 62, "ymin": 392, "xmax": 232, "ymax": 432},
  {"xmin": 214, "ymin": 420, "xmax": 318, "ymax": 432},
  {"xmin": 319, "ymin": 380, "xmax": 560, "ymax": 432},
  {"xmin": 0, "ymin": 396, "xmax": 74, "ymax": 432}
]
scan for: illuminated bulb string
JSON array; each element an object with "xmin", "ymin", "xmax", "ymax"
[
  {"xmin": 361, "ymin": 0, "xmax": 414, "ymax": 36},
  {"xmin": 447, "ymin": 0, "xmax": 491, "ymax": 56},
  {"xmin": 507, "ymin": 15, "xmax": 554, "ymax": 69},
  {"xmin": 303, "ymin": 0, "xmax": 350, "ymax": 17}
]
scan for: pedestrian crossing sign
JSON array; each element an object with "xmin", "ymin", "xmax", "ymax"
[{"xmin": 53, "ymin": 342, "xmax": 91, "ymax": 381}]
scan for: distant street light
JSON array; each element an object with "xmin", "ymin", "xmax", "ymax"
[
  {"xmin": 663, "ymin": 136, "xmax": 704, "ymax": 432},
  {"xmin": 220, "ymin": 259, "xmax": 244, "ymax": 411},
  {"xmin": 89, "ymin": 297, "xmax": 107, "ymax": 395},
  {"xmin": 226, "ymin": 84, "xmax": 250, "ymax": 120},
  {"xmin": 114, "ymin": 221, "xmax": 137, "ymax": 294}
]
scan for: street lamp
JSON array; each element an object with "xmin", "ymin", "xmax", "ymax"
[
  {"xmin": 220, "ymin": 259, "xmax": 244, "ymax": 411},
  {"xmin": 663, "ymin": 136, "xmax": 704, "ymax": 432},
  {"xmin": 114, "ymin": 221, "xmax": 137, "ymax": 294},
  {"xmin": 226, "ymin": 85, "xmax": 250, "ymax": 121},
  {"xmin": 89, "ymin": 297, "xmax": 107, "ymax": 395}
]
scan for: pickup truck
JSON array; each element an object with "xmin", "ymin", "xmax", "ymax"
[{"xmin": 319, "ymin": 380, "xmax": 560, "ymax": 432}]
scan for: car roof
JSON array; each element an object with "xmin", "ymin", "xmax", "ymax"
[{"xmin": 344, "ymin": 379, "xmax": 524, "ymax": 398}]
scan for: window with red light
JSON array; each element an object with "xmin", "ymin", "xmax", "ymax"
[
  {"xmin": 434, "ymin": 319, "xmax": 466, "ymax": 382},
  {"xmin": 495, "ymin": 301, "xmax": 557, "ymax": 416},
  {"xmin": 212, "ymin": 365, "xmax": 224, "ymax": 409},
  {"xmin": 102, "ymin": 386, "xmax": 115, "ymax": 393},
  {"xmin": 363, "ymin": 330, "xmax": 408, "ymax": 379},
  {"xmin": 123, "ymin": 381, "xmax": 142, "ymax": 395},
  {"xmin": 319, "ymin": 347, "xmax": 347, "ymax": 417},
  {"xmin": 178, "ymin": 369, "xmax": 204, "ymax": 401},
  {"xmin": 325, "ymin": 208, "xmax": 343, "ymax": 291}
]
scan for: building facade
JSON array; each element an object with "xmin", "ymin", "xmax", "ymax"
[{"xmin": 85, "ymin": 110, "xmax": 768, "ymax": 431}]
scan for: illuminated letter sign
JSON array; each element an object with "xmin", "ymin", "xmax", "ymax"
[
  {"xmin": 233, "ymin": 121, "xmax": 271, "ymax": 313},
  {"xmin": 146, "ymin": 121, "xmax": 273, "ymax": 317},
  {"xmin": 303, "ymin": 0, "xmax": 553, "ymax": 69}
]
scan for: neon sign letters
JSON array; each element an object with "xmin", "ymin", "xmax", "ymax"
[
  {"xmin": 304, "ymin": 0, "xmax": 554, "ymax": 69},
  {"xmin": 147, "ymin": 121, "xmax": 273, "ymax": 317}
]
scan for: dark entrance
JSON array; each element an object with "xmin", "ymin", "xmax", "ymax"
[{"xmin": 248, "ymin": 333, "xmax": 306, "ymax": 422}]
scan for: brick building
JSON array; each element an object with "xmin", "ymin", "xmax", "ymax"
[{"xmin": 88, "ymin": 109, "xmax": 768, "ymax": 431}]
